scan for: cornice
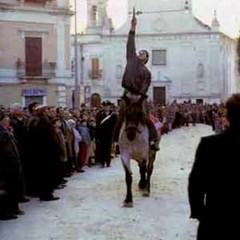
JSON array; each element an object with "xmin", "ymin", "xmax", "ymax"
[
  {"xmin": 110, "ymin": 31, "xmax": 220, "ymax": 39},
  {"xmin": 102, "ymin": 33, "xmax": 220, "ymax": 44},
  {"xmin": 0, "ymin": 3, "xmax": 74, "ymax": 16}
]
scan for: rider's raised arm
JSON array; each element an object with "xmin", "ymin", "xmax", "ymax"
[{"xmin": 126, "ymin": 9, "xmax": 137, "ymax": 60}]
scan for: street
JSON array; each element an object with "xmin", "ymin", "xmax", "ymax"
[{"xmin": 0, "ymin": 124, "xmax": 213, "ymax": 240}]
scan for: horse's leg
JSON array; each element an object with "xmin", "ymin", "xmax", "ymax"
[
  {"xmin": 146, "ymin": 150, "xmax": 156, "ymax": 196},
  {"xmin": 138, "ymin": 159, "xmax": 147, "ymax": 190},
  {"xmin": 123, "ymin": 166, "xmax": 133, "ymax": 207},
  {"xmin": 121, "ymin": 156, "xmax": 133, "ymax": 207}
]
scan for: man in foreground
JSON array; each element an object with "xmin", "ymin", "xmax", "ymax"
[{"xmin": 188, "ymin": 93, "xmax": 240, "ymax": 239}]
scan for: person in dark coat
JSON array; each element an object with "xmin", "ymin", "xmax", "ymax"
[
  {"xmin": 188, "ymin": 93, "xmax": 240, "ymax": 240},
  {"xmin": 95, "ymin": 101, "xmax": 117, "ymax": 168},
  {"xmin": 9, "ymin": 103, "xmax": 29, "ymax": 202},
  {"xmin": 31, "ymin": 106, "xmax": 61, "ymax": 201},
  {"xmin": 115, "ymin": 9, "xmax": 159, "ymax": 151},
  {"xmin": 0, "ymin": 110, "xmax": 25, "ymax": 220},
  {"xmin": 26, "ymin": 103, "xmax": 40, "ymax": 197}
]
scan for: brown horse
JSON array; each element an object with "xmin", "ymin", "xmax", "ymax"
[{"xmin": 118, "ymin": 94, "xmax": 158, "ymax": 207}]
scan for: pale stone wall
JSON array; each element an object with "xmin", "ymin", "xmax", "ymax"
[
  {"xmin": 0, "ymin": 0, "xmax": 17, "ymax": 5},
  {"xmin": 0, "ymin": 85, "xmax": 22, "ymax": 107},
  {"xmin": 75, "ymin": 31, "xmax": 230, "ymax": 104},
  {"xmin": 0, "ymin": 84, "xmax": 61, "ymax": 107},
  {"xmin": 65, "ymin": 25, "xmax": 71, "ymax": 70},
  {"xmin": 0, "ymin": 21, "xmax": 56, "ymax": 68}
]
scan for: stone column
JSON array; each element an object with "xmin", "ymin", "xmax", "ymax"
[{"xmin": 56, "ymin": 18, "xmax": 65, "ymax": 77}]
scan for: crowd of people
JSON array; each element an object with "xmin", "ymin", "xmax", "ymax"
[
  {"xmin": 0, "ymin": 97, "xmax": 228, "ymax": 221},
  {"xmin": 0, "ymin": 100, "xmax": 117, "ymax": 220}
]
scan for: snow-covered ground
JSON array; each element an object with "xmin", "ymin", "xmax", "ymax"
[{"xmin": 0, "ymin": 124, "xmax": 213, "ymax": 240}]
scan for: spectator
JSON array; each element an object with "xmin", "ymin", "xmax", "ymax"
[
  {"xmin": 188, "ymin": 93, "xmax": 240, "ymax": 239},
  {"xmin": 0, "ymin": 109, "xmax": 25, "ymax": 220}
]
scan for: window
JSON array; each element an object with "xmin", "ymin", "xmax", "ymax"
[
  {"xmin": 91, "ymin": 58, "xmax": 100, "ymax": 79},
  {"xmin": 91, "ymin": 5, "xmax": 97, "ymax": 25},
  {"xmin": 197, "ymin": 63, "xmax": 204, "ymax": 78},
  {"xmin": 115, "ymin": 64, "xmax": 123, "ymax": 78},
  {"xmin": 25, "ymin": 37, "xmax": 42, "ymax": 76},
  {"xmin": 152, "ymin": 50, "xmax": 167, "ymax": 66},
  {"xmin": 71, "ymin": 60, "xmax": 74, "ymax": 76}
]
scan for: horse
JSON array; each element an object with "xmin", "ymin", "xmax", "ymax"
[{"xmin": 118, "ymin": 94, "xmax": 159, "ymax": 207}]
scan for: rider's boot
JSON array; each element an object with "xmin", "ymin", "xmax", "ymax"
[
  {"xmin": 146, "ymin": 118, "xmax": 160, "ymax": 151},
  {"xmin": 113, "ymin": 98, "xmax": 126, "ymax": 142}
]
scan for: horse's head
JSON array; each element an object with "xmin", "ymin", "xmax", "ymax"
[{"xmin": 123, "ymin": 95, "xmax": 146, "ymax": 141}]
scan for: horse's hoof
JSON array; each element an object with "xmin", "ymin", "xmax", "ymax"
[
  {"xmin": 123, "ymin": 201, "xmax": 133, "ymax": 208},
  {"xmin": 142, "ymin": 191, "xmax": 150, "ymax": 197},
  {"xmin": 138, "ymin": 183, "xmax": 146, "ymax": 190}
]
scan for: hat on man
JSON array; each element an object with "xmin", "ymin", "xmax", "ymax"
[
  {"xmin": 51, "ymin": 117, "xmax": 60, "ymax": 124},
  {"xmin": 35, "ymin": 105, "xmax": 47, "ymax": 111},
  {"xmin": 28, "ymin": 102, "xmax": 39, "ymax": 113},
  {"xmin": 0, "ymin": 109, "xmax": 8, "ymax": 121},
  {"xmin": 102, "ymin": 100, "xmax": 112, "ymax": 106},
  {"xmin": 67, "ymin": 119, "xmax": 76, "ymax": 128},
  {"xmin": 88, "ymin": 117, "xmax": 95, "ymax": 122}
]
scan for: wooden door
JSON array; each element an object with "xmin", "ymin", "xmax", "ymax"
[
  {"xmin": 153, "ymin": 87, "xmax": 166, "ymax": 106},
  {"xmin": 25, "ymin": 37, "xmax": 42, "ymax": 76},
  {"xmin": 91, "ymin": 93, "xmax": 101, "ymax": 107}
]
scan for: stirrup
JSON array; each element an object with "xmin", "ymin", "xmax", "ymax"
[{"xmin": 150, "ymin": 141, "xmax": 160, "ymax": 151}]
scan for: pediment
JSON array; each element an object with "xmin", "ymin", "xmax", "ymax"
[{"xmin": 113, "ymin": 9, "xmax": 212, "ymax": 36}]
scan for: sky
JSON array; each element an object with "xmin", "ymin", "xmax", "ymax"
[{"xmin": 71, "ymin": 0, "xmax": 240, "ymax": 38}]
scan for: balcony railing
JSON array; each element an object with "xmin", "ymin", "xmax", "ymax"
[
  {"xmin": 88, "ymin": 69, "xmax": 102, "ymax": 80},
  {"xmin": 16, "ymin": 59, "xmax": 56, "ymax": 80},
  {"xmin": 24, "ymin": 0, "xmax": 53, "ymax": 4}
]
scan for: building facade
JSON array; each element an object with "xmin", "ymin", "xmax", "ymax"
[
  {"xmin": 0, "ymin": 0, "xmax": 73, "ymax": 107},
  {"xmin": 73, "ymin": 0, "xmax": 239, "ymax": 107}
]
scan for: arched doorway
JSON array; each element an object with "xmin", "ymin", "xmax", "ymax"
[{"xmin": 91, "ymin": 93, "xmax": 101, "ymax": 107}]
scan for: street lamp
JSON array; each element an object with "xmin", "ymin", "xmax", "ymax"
[{"xmin": 74, "ymin": 0, "xmax": 80, "ymax": 109}]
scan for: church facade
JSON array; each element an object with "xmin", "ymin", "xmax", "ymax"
[{"xmin": 72, "ymin": 0, "xmax": 239, "ymax": 107}]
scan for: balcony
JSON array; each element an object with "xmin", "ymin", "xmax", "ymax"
[
  {"xmin": 16, "ymin": 59, "xmax": 56, "ymax": 80},
  {"xmin": 24, "ymin": 0, "xmax": 53, "ymax": 4},
  {"xmin": 88, "ymin": 69, "xmax": 102, "ymax": 80},
  {"xmin": 1, "ymin": 1, "xmax": 62, "ymax": 13}
]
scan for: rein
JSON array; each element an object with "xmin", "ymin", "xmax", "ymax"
[{"xmin": 125, "ymin": 124, "xmax": 142, "ymax": 134}]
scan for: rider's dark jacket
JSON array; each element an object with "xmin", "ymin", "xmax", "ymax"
[{"xmin": 121, "ymin": 30, "xmax": 151, "ymax": 96}]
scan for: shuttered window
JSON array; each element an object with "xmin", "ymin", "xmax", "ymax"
[
  {"xmin": 91, "ymin": 5, "xmax": 97, "ymax": 25},
  {"xmin": 25, "ymin": 37, "xmax": 42, "ymax": 76},
  {"xmin": 152, "ymin": 50, "xmax": 167, "ymax": 66},
  {"xmin": 91, "ymin": 58, "xmax": 99, "ymax": 79}
]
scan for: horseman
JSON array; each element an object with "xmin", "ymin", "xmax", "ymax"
[{"xmin": 114, "ymin": 8, "xmax": 159, "ymax": 151}]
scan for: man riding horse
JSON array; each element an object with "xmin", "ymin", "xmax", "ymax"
[{"xmin": 114, "ymin": 8, "xmax": 159, "ymax": 151}]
